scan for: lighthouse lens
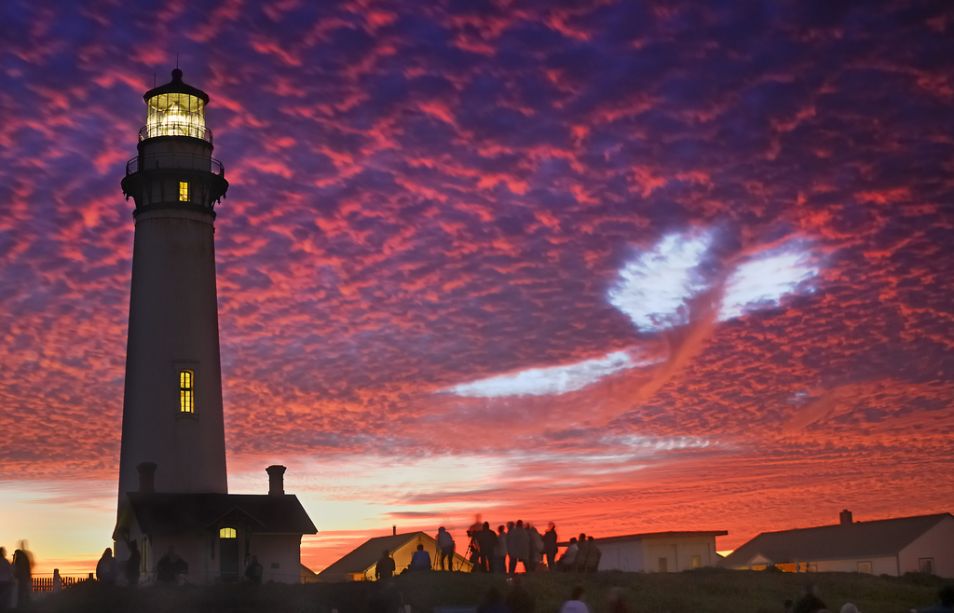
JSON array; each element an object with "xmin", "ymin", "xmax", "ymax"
[{"xmin": 145, "ymin": 93, "xmax": 207, "ymax": 140}]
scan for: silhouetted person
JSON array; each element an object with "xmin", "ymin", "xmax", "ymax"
[
  {"xmin": 477, "ymin": 586, "xmax": 508, "ymax": 613},
  {"xmin": 375, "ymin": 550, "xmax": 395, "ymax": 581},
  {"xmin": 917, "ymin": 585, "xmax": 954, "ymax": 612},
  {"xmin": 124, "ymin": 539, "xmax": 140, "ymax": 587},
  {"xmin": 793, "ymin": 584, "xmax": 827, "ymax": 613},
  {"xmin": 244, "ymin": 555, "xmax": 263, "ymax": 584},
  {"xmin": 156, "ymin": 546, "xmax": 187, "ymax": 585},
  {"xmin": 543, "ymin": 523, "xmax": 558, "ymax": 570},
  {"xmin": 509, "ymin": 520, "xmax": 529, "ymax": 573},
  {"xmin": 409, "ymin": 544, "xmax": 431, "ymax": 571},
  {"xmin": 493, "ymin": 525, "xmax": 508, "ymax": 574},
  {"xmin": 506, "ymin": 575, "xmax": 535, "ymax": 613},
  {"xmin": 575, "ymin": 533, "xmax": 589, "ymax": 571},
  {"xmin": 51, "ymin": 569, "xmax": 62, "ymax": 592},
  {"xmin": 0, "ymin": 547, "xmax": 12, "ymax": 612},
  {"xmin": 436, "ymin": 527, "xmax": 455, "ymax": 571},
  {"xmin": 95, "ymin": 548, "xmax": 116, "ymax": 585},
  {"xmin": 527, "ymin": 524, "xmax": 543, "ymax": 571},
  {"xmin": 12, "ymin": 547, "xmax": 31, "ymax": 609},
  {"xmin": 560, "ymin": 586, "xmax": 590, "ymax": 613},
  {"xmin": 585, "ymin": 536, "xmax": 601, "ymax": 572},
  {"xmin": 558, "ymin": 537, "xmax": 578, "ymax": 571},
  {"xmin": 476, "ymin": 522, "xmax": 497, "ymax": 573}
]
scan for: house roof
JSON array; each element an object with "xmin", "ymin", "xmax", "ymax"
[
  {"xmin": 722, "ymin": 513, "xmax": 952, "ymax": 567},
  {"xmin": 558, "ymin": 530, "xmax": 728, "ymax": 547},
  {"xmin": 122, "ymin": 492, "xmax": 317, "ymax": 536},
  {"xmin": 317, "ymin": 532, "xmax": 432, "ymax": 579}
]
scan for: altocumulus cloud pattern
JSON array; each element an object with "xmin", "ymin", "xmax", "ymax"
[{"xmin": 0, "ymin": 0, "xmax": 952, "ymax": 572}]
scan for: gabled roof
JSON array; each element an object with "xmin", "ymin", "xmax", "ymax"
[
  {"xmin": 723, "ymin": 513, "xmax": 952, "ymax": 566},
  {"xmin": 123, "ymin": 492, "xmax": 317, "ymax": 536},
  {"xmin": 317, "ymin": 532, "xmax": 431, "ymax": 579}
]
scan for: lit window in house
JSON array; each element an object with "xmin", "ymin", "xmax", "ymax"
[
  {"xmin": 690, "ymin": 555, "xmax": 701, "ymax": 569},
  {"xmin": 219, "ymin": 527, "xmax": 236, "ymax": 539},
  {"xmin": 179, "ymin": 369, "xmax": 194, "ymax": 413},
  {"xmin": 179, "ymin": 181, "xmax": 190, "ymax": 202},
  {"xmin": 857, "ymin": 561, "xmax": 872, "ymax": 574}
]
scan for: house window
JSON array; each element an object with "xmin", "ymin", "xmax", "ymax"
[
  {"xmin": 690, "ymin": 555, "xmax": 702, "ymax": 569},
  {"xmin": 919, "ymin": 558, "xmax": 935, "ymax": 574},
  {"xmin": 219, "ymin": 527, "xmax": 236, "ymax": 539},
  {"xmin": 857, "ymin": 561, "xmax": 872, "ymax": 574},
  {"xmin": 179, "ymin": 369, "xmax": 194, "ymax": 413},
  {"xmin": 179, "ymin": 181, "xmax": 190, "ymax": 202}
]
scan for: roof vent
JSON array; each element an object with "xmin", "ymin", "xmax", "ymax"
[{"xmin": 839, "ymin": 509, "xmax": 853, "ymax": 526}]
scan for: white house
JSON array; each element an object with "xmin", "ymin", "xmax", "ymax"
[
  {"xmin": 591, "ymin": 530, "xmax": 728, "ymax": 573},
  {"xmin": 722, "ymin": 510, "xmax": 954, "ymax": 577},
  {"xmin": 317, "ymin": 531, "xmax": 473, "ymax": 582}
]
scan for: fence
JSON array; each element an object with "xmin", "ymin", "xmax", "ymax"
[{"xmin": 31, "ymin": 573, "xmax": 91, "ymax": 592}]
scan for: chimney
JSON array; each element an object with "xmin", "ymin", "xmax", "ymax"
[
  {"xmin": 266, "ymin": 465, "xmax": 286, "ymax": 496},
  {"xmin": 137, "ymin": 462, "xmax": 156, "ymax": 494},
  {"xmin": 839, "ymin": 509, "xmax": 853, "ymax": 526},
  {"xmin": 392, "ymin": 525, "xmax": 397, "ymax": 536}
]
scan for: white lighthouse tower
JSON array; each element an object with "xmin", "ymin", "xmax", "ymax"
[
  {"xmin": 117, "ymin": 68, "xmax": 229, "ymax": 499},
  {"xmin": 113, "ymin": 69, "xmax": 315, "ymax": 584}
]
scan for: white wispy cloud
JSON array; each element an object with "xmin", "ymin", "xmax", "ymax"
[
  {"xmin": 607, "ymin": 230, "xmax": 714, "ymax": 332},
  {"xmin": 719, "ymin": 245, "xmax": 819, "ymax": 321},
  {"xmin": 444, "ymin": 349, "xmax": 656, "ymax": 398}
]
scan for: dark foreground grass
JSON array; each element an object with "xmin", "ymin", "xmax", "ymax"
[{"xmin": 31, "ymin": 569, "xmax": 949, "ymax": 613}]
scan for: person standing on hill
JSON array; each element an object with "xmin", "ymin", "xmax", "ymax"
[
  {"xmin": 95, "ymin": 548, "xmax": 116, "ymax": 585},
  {"xmin": 12, "ymin": 547, "xmax": 32, "ymax": 609},
  {"xmin": 375, "ymin": 549, "xmax": 395, "ymax": 581},
  {"xmin": 0, "ymin": 547, "xmax": 13, "ymax": 612},
  {"xmin": 476, "ymin": 523, "xmax": 497, "ymax": 573},
  {"xmin": 494, "ymin": 525, "xmax": 508, "ymax": 574},
  {"xmin": 509, "ymin": 520, "xmax": 529, "ymax": 574},
  {"xmin": 527, "ymin": 524, "xmax": 543, "ymax": 571},
  {"xmin": 436, "ymin": 527, "xmax": 456, "ymax": 571},
  {"xmin": 543, "ymin": 523, "xmax": 558, "ymax": 570}
]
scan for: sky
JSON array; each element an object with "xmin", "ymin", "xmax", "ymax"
[{"xmin": 0, "ymin": 0, "xmax": 952, "ymax": 575}]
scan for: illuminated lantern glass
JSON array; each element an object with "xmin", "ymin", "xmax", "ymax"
[{"xmin": 145, "ymin": 92, "xmax": 207, "ymax": 140}]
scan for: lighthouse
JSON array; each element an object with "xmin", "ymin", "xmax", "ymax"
[
  {"xmin": 114, "ymin": 69, "xmax": 315, "ymax": 584},
  {"xmin": 117, "ymin": 68, "xmax": 229, "ymax": 499}
]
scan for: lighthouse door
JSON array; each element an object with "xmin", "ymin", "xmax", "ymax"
[{"xmin": 219, "ymin": 527, "xmax": 239, "ymax": 580}]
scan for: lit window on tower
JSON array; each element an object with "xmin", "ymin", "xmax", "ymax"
[
  {"xmin": 219, "ymin": 527, "xmax": 236, "ymax": 539},
  {"xmin": 179, "ymin": 369, "xmax": 194, "ymax": 413},
  {"xmin": 179, "ymin": 181, "xmax": 190, "ymax": 202}
]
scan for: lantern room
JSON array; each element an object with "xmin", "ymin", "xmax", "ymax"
[{"xmin": 141, "ymin": 68, "xmax": 211, "ymax": 142}]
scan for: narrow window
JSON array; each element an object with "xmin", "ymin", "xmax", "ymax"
[
  {"xmin": 219, "ymin": 527, "xmax": 236, "ymax": 539},
  {"xmin": 690, "ymin": 554, "xmax": 701, "ymax": 569},
  {"xmin": 179, "ymin": 369, "xmax": 194, "ymax": 413},
  {"xmin": 179, "ymin": 181, "xmax": 190, "ymax": 202}
]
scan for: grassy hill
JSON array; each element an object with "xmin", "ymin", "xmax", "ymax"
[{"xmin": 31, "ymin": 569, "xmax": 950, "ymax": 613}]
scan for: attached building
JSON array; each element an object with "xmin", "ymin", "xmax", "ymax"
[
  {"xmin": 722, "ymin": 511, "xmax": 954, "ymax": 577},
  {"xmin": 317, "ymin": 531, "xmax": 473, "ymax": 582},
  {"xmin": 592, "ymin": 530, "xmax": 728, "ymax": 573}
]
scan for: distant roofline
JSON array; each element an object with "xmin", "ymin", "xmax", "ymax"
[
  {"xmin": 558, "ymin": 530, "xmax": 728, "ymax": 546},
  {"xmin": 752, "ymin": 512, "xmax": 952, "ymax": 539}
]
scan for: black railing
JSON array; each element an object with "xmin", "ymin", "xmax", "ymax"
[
  {"xmin": 139, "ymin": 123, "xmax": 213, "ymax": 144},
  {"xmin": 126, "ymin": 153, "xmax": 225, "ymax": 176}
]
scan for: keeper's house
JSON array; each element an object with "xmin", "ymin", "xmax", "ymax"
[{"xmin": 722, "ymin": 510, "xmax": 953, "ymax": 577}]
